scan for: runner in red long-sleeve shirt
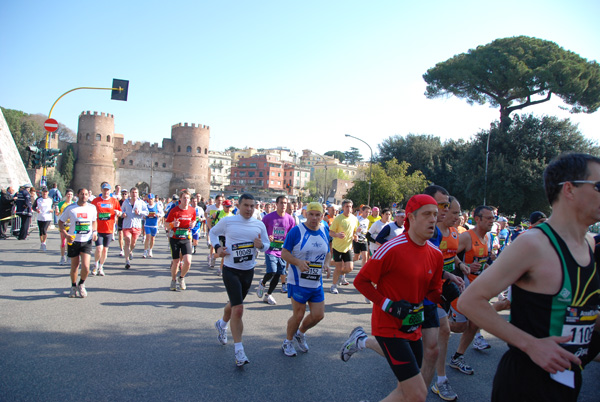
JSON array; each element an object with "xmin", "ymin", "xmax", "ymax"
[{"xmin": 352, "ymin": 194, "xmax": 444, "ymax": 402}]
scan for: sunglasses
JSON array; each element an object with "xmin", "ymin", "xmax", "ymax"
[
  {"xmin": 559, "ymin": 181, "xmax": 600, "ymax": 192},
  {"xmin": 437, "ymin": 202, "xmax": 450, "ymax": 209}
]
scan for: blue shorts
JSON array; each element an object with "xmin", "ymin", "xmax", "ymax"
[
  {"xmin": 265, "ymin": 253, "xmax": 286, "ymax": 275},
  {"xmin": 288, "ymin": 284, "xmax": 325, "ymax": 304},
  {"xmin": 144, "ymin": 226, "xmax": 158, "ymax": 236},
  {"xmin": 192, "ymin": 230, "xmax": 200, "ymax": 240}
]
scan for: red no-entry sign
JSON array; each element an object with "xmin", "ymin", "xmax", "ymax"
[{"xmin": 44, "ymin": 118, "xmax": 59, "ymax": 132}]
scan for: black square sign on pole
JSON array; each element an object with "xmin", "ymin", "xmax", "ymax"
[{"xmin": 111, "ymin": 79, "xmax": 129, "ymax": 101}]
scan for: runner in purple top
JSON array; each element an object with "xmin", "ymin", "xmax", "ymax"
[{"xmin": 255, "ymin": 195, "xmax": 297, "ymax": 305}]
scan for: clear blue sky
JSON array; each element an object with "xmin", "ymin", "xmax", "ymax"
[{"xmin": 1, "ymin": 0, "xmax": 599, "ymax": 159}]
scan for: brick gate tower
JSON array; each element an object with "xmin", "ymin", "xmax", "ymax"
[
  {"xmin": 169, "ymin": 123, "xmax": 210, "ymax": 198},
  {"xmin": 72, "ymin": 111, "xmax": 116, "ymax": 194}
]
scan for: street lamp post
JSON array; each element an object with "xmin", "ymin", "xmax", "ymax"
[{"xmin": 345, "ymin": 134, "xmax": 373, "ymax": 206}]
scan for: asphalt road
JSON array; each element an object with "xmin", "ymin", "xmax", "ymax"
[{"xmin": 0, "ymin": 229, "xmax": 598, "ymax": 401}]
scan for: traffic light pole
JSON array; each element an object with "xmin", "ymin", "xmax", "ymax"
[{"xmin": 41, "ymin": 81, "xmax": 128, "ymax": 186}]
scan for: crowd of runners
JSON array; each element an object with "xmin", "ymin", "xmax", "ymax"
[{"xmin": 1, "ymin": 152, "xmax": 599, "ymax": 402}]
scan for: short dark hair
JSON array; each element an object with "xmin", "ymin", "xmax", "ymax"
[
  {"xmin": 423, "ymin": 185, "xmax": 449, "ymax": 197},
  {"xmin": 239, "ymin": 193, "xmax": 255, "ymax": 203},
  {"xmin": 473, "ymin": 205, "xmax": 493, "ymax": 218},
  {"xmin": 275, "ymin": 195, "xmax": 288, "ymax": 204},
  {"xmin": 544, "ymin": 152, "xmax": 600, "ymax": 205},
  {"xmin": 381, "ymin": 208, "xmax": 391, "ymax": 215}
]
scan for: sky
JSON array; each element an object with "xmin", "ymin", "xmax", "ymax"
[{"xmin": 1, "ymin": 0, "xmax": 599, "ymax": 160}]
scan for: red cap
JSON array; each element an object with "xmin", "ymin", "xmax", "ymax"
[
  {"xmin": 223, "ymin": 199, "xmax": 233, "ymax": 207},
  {"xmin": 404, "ymin": 194, "xmax": 437, "ymax": 231}
]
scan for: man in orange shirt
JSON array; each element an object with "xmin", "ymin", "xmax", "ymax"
[{"xmin": 91, "ymin": 182, "xmax": 122, "ymax": 276}]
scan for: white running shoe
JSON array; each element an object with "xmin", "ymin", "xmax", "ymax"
[
  {"xmin": 215, "ymin": 320, "xmax": 227, "ymax": 345},
  {"xmin": 68, "ymin": 286, "xmax": 77, "ymax": 298},
  {"xmin": 473, "ymin": 333, "xmax": 491, "ymax": 350},
  {"xmin": 143, "ymin": 250, "xmax": 148, "ymax": 259},
  {"xmin": 91, "ymin": 268, "xmax": 98, "ymax": 276},
  {"xmin": 148, "ymin": 250, "xmax": 153, "ymax": 258},
  {"xmin": 256, "ymin": 282, "xmax": 265, "ymax": 298},
  {"xmin": 294, "ymin": 332, "xmax": 309, "ymax": 353},
  {"xmin": 330, "ymin": 285, "xmax": 339, "ymax": 294},
  {"xmin": 235, "ymin": 349, "xmax": 249, "ymax": 366},
  {"xmin": 340, "ymin": 326, "xmax": 368, "ymax": 362},
  {"xmin": 77, "ymin": 284, "xmax": 87, "ymax": 298},
  {"xmin": 170, "ymin": 280, "xmax": 177, "ymax": 291},
  {"xmin": 282, "ymin": 340, "xmax": 297, "ymax": 357},
  {"xmin": 98, "ymin": 268, "xmax": 105, "ymax": 277},
  {"xmin": 178, "ymin": 276, "xmax": 187, "ymax": 290},
  {"xmin": 119, "ymin": 250, "xmax": 125, "ymax": 257},
  {"xmin": 264, "ymin": 294, "xmax": 277, "ymax": 305}
]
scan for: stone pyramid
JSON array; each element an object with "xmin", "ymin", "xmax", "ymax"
[{"xmin": 0, "ymin": 108, "xmax": 31, "ymax": 189}]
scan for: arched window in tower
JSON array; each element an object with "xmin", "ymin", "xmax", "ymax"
[
  {"xmin": 196, "ymin": 147, "xmax": 201, "ymax": 153},
  {"xmin": 186, "ymin": 146, "xmax": 192, "ymax": 153},
  {"xmin": 107, "ymin": 135, "xmax": 111, "ymax": 142},
  {"xmin": 154, "ymin": 162, "xmax": 158, "ymax": 168},
  {"xmin": 162, "ymin": 163, "xmax": 166, "ymax": 168},
  {"xmin": 129, "ymin": 160, "xmax": 133, "ymax": 165},
  {"xmin": 204, "ymin": 148, "xmax": 207, "ymax": 154},
  {"xmin": 96, "ymin": 134, "xmax": 101, "ymax": 141},
  {"xmin": 86, "ymin": 133, "xmax": 90, "ymax": 140},
  {"xmin": 121, "ymin": 159, "xmax": 125, "ymax": 165},
  {"xmin": 177, "ymin": 145, "xmax": 181, "ymax": 152}
]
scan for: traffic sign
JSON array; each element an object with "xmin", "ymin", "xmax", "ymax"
[
  {"xmin": 44, "ymin": 118, "xmax": 59, "ymax": 132},
  {"xmin": 392, "ymin": 202, "xmax": 397, "ymax": 208}
]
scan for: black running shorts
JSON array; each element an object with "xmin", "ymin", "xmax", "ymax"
[
  {"xmin": 222, "ymin": 266, "xmax": 254, "ymax": 307},
  {"xmin": 375, "ymin": 336, "xmax": 423, "ymax": 382}
]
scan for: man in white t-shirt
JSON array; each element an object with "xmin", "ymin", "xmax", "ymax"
[
  {"xmin": 59, "ymin": 188, "xmax": 98, "ymax": 298},
  {"xmin": 35, "ymin": 186, "xmax": 54, "ymax": 251},
  {"xmin": 367, "ymin": 208, "xmax": 391, "ymax": 255}
]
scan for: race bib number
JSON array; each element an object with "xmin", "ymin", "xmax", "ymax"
[
  {"xmin": 560, "ymin": 306, "xmax": 597, "ymax": 355},
  {"xmin": 400, "ymin": 304, "xmax": 424, "ymax": 333},
  {"xmin": 148, "ymin": 212, "xmax": 157, "ymax": 218},
  {"xmin": 98, "ymin": 212, "xmax": 111, "ymax": 221},
  {"xmin": 300, "ymin": 262, "xmax": 323, "ymax": 281},
  {"xmin": 74, "ymin": 221, "xmax": 91, "ymax": 234},
  {"xmin": 270, "ymin": 239, "xmax": 284, "ymax": 250},
  {"xmin": 232, "ymin": 242, "xmax": 254, "ymax": 264},
  {"xmin": 175, "ymin": 228, "xmax": 189, "ymax": 238},
  {"xmin": 443, "ymin": 257, "xmax": 455, "ymax": 273}
]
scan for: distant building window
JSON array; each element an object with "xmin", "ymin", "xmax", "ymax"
[
  {"xmin": 204, "ymin": 148, "xmax": 207, "ymax": 154},
  {"xmin": 197, "ymin": 147, "xmax": 201, "ymax": 153},
  {"xmin": 86, "ymin": 133, "xmax": 90, "ymax": 140},
  {"xmin": 178, "ymin": 146, "xmax": 181, "ymax": 152},
  {"xmin": 129, "ymin": 160, "xmax": 133, "ymax": 165},
  {"xmin": 154, "ymin": 162, "xmax": 158, "ymax": 168},
  {"xmin": 121, "ymin": 159, "xmax": 125, "ymax": 165},
  {"xmin": 162, "ymin": 163, "xmax": 166, "ymax": 168},
  {"xmin": 259, "ymin": 172, "xmax": 263, "ymax": 177},
  {"xmin": 107, "ymin": 135, "xmax": 111, "ymax": 142},
  {"xmin": 96, "ymin": 134, "xmax": 101, "ymax": 141},
  {"xmin": 186, "ymin": 146, "xmax": 192, "ymax": 153}
]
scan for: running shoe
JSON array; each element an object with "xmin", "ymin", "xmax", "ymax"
[
  {"xmin": 125, "ymin": 260, "xmax": 131, "ymax": 269},
  {"xmin": 209, "ymin": 256, "xmax": 215, "ymax": 268},
  {"xmin": 449, "ymin": 355, "xmax": 474, "ymax": 375},
  {"xmin": 91, "ymin": 268, "xmax": 98, "ymax": 276},
  {"xmin": 129, "ymin": 252, "xmax": 134, "ymax": 259},
  {"xmin": 340, "ymin": 276, "xmax": 350, "ymax": 286},
  {"xmin": 98, "ymin": 268, "xmax": 105, "ymax": 277},
  {"xmin": 178, "ymin": 276, "xmax": 187, "ymax": 290},
  {"xmin": 330, "ymin": 285, "xmax": 339, "ymax": 294},
  {"xmin": 256, "ymin": 282, "xmax": 265, "ymax": 298},
  {"xmin": 192, "ymin": 246, "xmax": 196, "ymax": 254},
  {"xmin": 431, "ymin": 379, "xmax": 458, "ymax": 401},
  {"xmin": 282, "ymin": 340, "xmax": 297, "ymax": 357},
  {"xmin": 215, "ymin": 320, "xmax": 227, "ymax": 345},
  {"xmin": 235, "ymin": 349, "xmax": 249, "ymax": 366},
  {"xmin": 59, "ymin": 256, "xmax": 66, "ymax": 265},
  {"xmin": 143, "ymin": 250, "xmax": 148, "ymax": 259},
  {"xmin": 170, "ymin": 280, "xmax": 177, "ymax": 291},
  {"xmin": 473, "ymin": 333, "xmax": 491, "ymax": 350},
  {"xmin": 264, "ymin": 294, "xmax": 277, "ymax": 305},
  {"xmin": 281, "ymin": 283, "xmax": 288, "ymax": 293},
  {"xmin": 68, "ymin": 286, "xmax": 77, "ymax": 298},
  {"xmin": 40, "ymin": 243, "xmax": 46, "ymax": 251},
  {"xmin": 119, "ymin": 249, "xmax": 125, "ymax": 257},
  {"xmin": 294, "ymin": 332, "xmax": 309, "ymax": 353},
  {"xmin": 148, "ymin": 250, "xmax": 153, "ymax": 258},
  {"xmin": 77, "ymin": 284, "xmax": 87, "ymax": 298},
  {"xmin": 340, "ymin": 326, "xmax": 367, "ymax": 362}
]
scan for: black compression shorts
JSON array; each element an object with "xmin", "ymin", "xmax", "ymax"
[
  {"xmin": 222, "ymin": 266, "xmax": 254, "ymax": 307},
  {"xmin": 376, "ymin": 336, "xmax": 423, "ymax": 382}
]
